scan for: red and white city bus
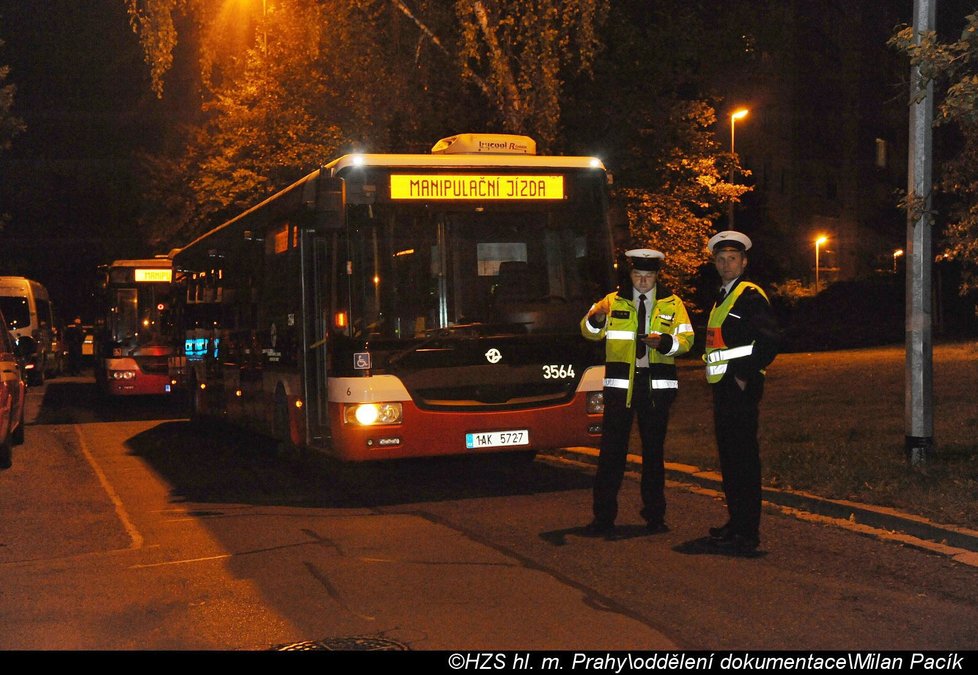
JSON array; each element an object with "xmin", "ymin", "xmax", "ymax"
[
  {"xmin": 94, "ymin": 257, "xmax": 181, "ymax": 396},
  {"xmin": 172, "ymin": 133, "xmax": 616, "ymax": 460}
]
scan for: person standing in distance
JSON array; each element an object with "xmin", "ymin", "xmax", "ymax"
[
  {"xmin": 704, "ymin": 231, "xmax": 780, "ymax": 553},
  {"xmin": 580, "ymin": 249, "xmax": 694, "ymax": 536},
  {"xmin": 65, "ymin": 317, "xmax": 84, "ymax": 376}
]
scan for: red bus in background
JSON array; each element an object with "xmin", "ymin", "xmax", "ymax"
[{"xmin": 95, "ymin": 257, "xmax": 182, "ymax": 396}]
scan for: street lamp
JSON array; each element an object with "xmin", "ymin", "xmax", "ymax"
[
  {"xmin": 893, "ymin": 248, "xmax": 904, "ymax": 274},
  {"xmin": 728, "ymin": 108, "xmax": 749, "ymax": 228},
  {"xmin": 815, "ymin": 236, "xmax": 828, "ymax": 293}
]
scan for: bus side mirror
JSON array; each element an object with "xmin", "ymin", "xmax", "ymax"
[{"xmin": 310, "ymin": 174, "xmax": 344, "ymax": 230}]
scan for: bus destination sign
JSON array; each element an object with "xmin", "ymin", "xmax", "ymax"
[
  {"xmin": 390, "ymin": 174, "xmax": 564, "ymax": 200},
  {"xmin": 134, "ymin": 268, "xmax": 173, "ymax": 283}
]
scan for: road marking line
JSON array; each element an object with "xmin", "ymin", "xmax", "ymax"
[
  {"xmin": 131, "ymin": 554, "xmax": 232, "ymax": 569},
  {"xmin": 73, "ymin": 424, "xmax": 144, "ymax": 550}
]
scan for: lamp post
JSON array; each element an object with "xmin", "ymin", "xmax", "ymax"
[
  {"xmin": 893, "ymin": 248, "xmax": 904, "ymax": 273},
  {"xmin": 815, "ymin": 235, "xmax": 828, "ymax": 293},
  {"xmin": 728, "ymin": 108, "xmax": 749, "ymax": 228}
]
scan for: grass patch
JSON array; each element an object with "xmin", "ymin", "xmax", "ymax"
[{"xmin": 658, "ymin": 341, "xmax": 978, "ymax": 528}]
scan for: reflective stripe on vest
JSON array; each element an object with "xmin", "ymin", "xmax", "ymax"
[
  {"xmin": 705, "ymin": 344, "xmax": 754, "ymax": 363},
  {"xmin": 606, "ymin": 377, "xmax": 676, "ymax": 390},
  {"xmin": 606, "ymin": 330, "xmax": 636, "ymax": 341},
  {"xmin": 706, "ymin": 363, "xmax": 727, "ymax": 378}
]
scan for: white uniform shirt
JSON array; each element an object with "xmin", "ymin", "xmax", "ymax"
[{"xmin": 633, "ymin": 286, "xmax": 655, "ymax": 369}]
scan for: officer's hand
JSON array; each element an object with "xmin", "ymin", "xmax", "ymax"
[
  {"xmin": 587, "ymin": 297, "xmax": 612, "ymax": 321},
  {"xmin": 643, "ymin": 332, "xmax": 662, "ymax": 349}
]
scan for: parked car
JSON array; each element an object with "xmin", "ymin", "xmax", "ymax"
[
  {"xmin": 0, "ymin": 306, "xmax": 27, "ymax": 469},
  {"xmin": 0, "ymin": 276, "xmax": 58, "ymax": 385}
]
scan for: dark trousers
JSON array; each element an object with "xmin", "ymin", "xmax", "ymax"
[
  {"xmin": 593, "ymin": 369, "xmax": 676, "ymax": 525},
  {"xmin": 711, "ymin": 373, "xmax": 765, "ymax": 537},
  {"xmin": 67, "ymin": 348, "xmax": 82, "ymax": 374}
]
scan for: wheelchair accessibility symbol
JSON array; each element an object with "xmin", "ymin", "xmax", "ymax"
[{"xmin": 354, "ymin": 352, "xmax": 371, "ymax": 370}]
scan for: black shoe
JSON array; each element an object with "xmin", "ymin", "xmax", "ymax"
[
  {"xmin": 709, "ymin": 522, "xmax": 733, "ymax": 540},
  {"xmin": 646, "ymin": 520, "xmax": 670, "ymax": 534},
  {"xmin": 582, "ymin": 520, "xmax": 616, "ymax": 537},
  {"xmin": 710, "ymin": 532, "xmax": 760, "ymax": 552}
]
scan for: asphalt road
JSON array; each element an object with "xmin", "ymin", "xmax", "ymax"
[{"xmin": 3, "ymin": 374, "xmax": 978, "ymax": 651}]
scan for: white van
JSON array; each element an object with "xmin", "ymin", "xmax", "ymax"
[{"xmin": 0, "ymin": 276, "xmax": 59, "ymax": 385}]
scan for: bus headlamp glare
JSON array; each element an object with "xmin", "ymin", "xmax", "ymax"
[
  {"xmin": 344, "ymin": 402, "xmax": 403, "ymax": 426},
  {"xmin": 586, "ymin": 391, "xmax": 605, "ymax": 414},
  {"xmin": 111, "ymin": 370, "xmax": 136, "ymax": 380}
]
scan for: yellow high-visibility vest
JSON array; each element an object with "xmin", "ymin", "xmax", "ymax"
[
  {"xmin": 581, "ymin": 290, "xmax": 694, "ymax": 406},
  {"xmin": 704, "ymin": 282, "xmax": 769, "ymax": 384}
]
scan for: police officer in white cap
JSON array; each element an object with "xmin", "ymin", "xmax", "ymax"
[
  {"xmin": 580, "ymin": 248, "xmax": 694, "ymax": 536},
  {"xmin": 704, "ymin": 231, "xmax": 780, "ymax": 553}
]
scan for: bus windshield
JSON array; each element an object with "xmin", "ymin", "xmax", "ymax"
[
  {"xmin": 348, "ymin": 202, "xmax": 612, "ymax": 340},
  {"xmin": 0, "ymin": 297, "xmax": 30, "ymax": 330},
  {"xmin": 107, "ymin": 284, "xmax": 172, "ymax": 347}
]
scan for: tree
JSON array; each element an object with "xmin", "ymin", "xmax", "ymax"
[
  {"xmin": 0, "ymin": 34, "xmax": 26, "ymax": 233},
  {"xmin": 0, "ymin": 37, "xmax": 25, "ymax": 155},
  {"xmin": 618, "ymin": 100, "xmax": 748, "ymax": 293},
  {"xmin": 125, "ymin": 0, "xmax": 612, "ymax": 244},
  {"xmin": 451, "ymin": 0, "xmax": 608, "ymax": 151},
  {"xmin": 126, "ymin": 0, "xmax": 761, "ymax": 284},
  {"xmin": 566, "ymin": 0, "xmax": 754, "ymax": 297},
  {"xmin": 891, "ymin": 12, "xmax": 978, "ymax": 293}
]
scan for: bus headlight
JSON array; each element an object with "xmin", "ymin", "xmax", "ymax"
[
  {"xmin": 110, "ymin": 370, "xmax": 136, "ymax": 380},
  {"xmin": 344, "ymin": 402, "xmax": 403, "ymax": 426},
  {"xmin": 586, "ymin": 391, "xmax": 604, "ymax": 414}
]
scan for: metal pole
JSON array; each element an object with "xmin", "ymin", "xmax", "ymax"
[
  {"xmin": 729, "ymin": 117, "xmax": 736, "ymax": 228},
  {"xmin": 815, "ymin": 242, "xmax": 820, "ymax": 293},
  {"xmin": 905, "ymin": 0, "xmax": 934, "ymax": 465}
]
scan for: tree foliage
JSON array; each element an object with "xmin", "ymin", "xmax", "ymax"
[
  {"xmin": 0, "ymin": 34, "xmax": 26, "ymax": 233},
  {"xmin": 618, "ymin": 101, "xmax": 748, "ymax": 293},
  {"xmin": 0, "ymin": 37, "xmax": 25, "ymax": 155},
  {"xmin": 891, "ymin": 13, "xmax": 978, "ymax": 293},
  {"xmin": 453, "ymin": 0, "xmax": 608, "ymax": 151},
  {"xmin": 125, "ymin": 0, "xmax": 751, "ymax": 279},
  {"xmin": 572, "ymin": 0, "xmax": 755, "ymax": 297}
]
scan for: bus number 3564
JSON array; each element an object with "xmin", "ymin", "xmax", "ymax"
[{"xmin": 542, "ymin": 364, "xmax": 575, "ymax": 379}]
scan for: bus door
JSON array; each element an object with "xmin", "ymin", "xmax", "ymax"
[{"xmin": 301, "ymin": 230, "xmax": 333, "ymax": 447}]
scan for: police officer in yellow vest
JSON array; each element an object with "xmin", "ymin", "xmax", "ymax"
[
  {"xmin": 580, "ymin": 249, "xmax": 694, "ymax": 536},
  {"xmin": 704, "ymin": 231, "xmax": 780, "ymax": 553}
]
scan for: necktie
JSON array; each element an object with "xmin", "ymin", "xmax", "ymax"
[
  {"xmin": 636, "ymin": 294, "xmax": 647, "ymax": 360},
  {"xmin": 717, "ymin": 287, "xmax": 727, "ymax": 304}
]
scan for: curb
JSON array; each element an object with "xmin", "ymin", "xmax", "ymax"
[{"xmin": 544, "ymin": 446, "xmax": 978, "ymax": 563}]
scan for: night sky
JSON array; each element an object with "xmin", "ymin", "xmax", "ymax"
[{"xmin": 0, "ymin": 0, "xmax": 163, "ymax": 321}]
